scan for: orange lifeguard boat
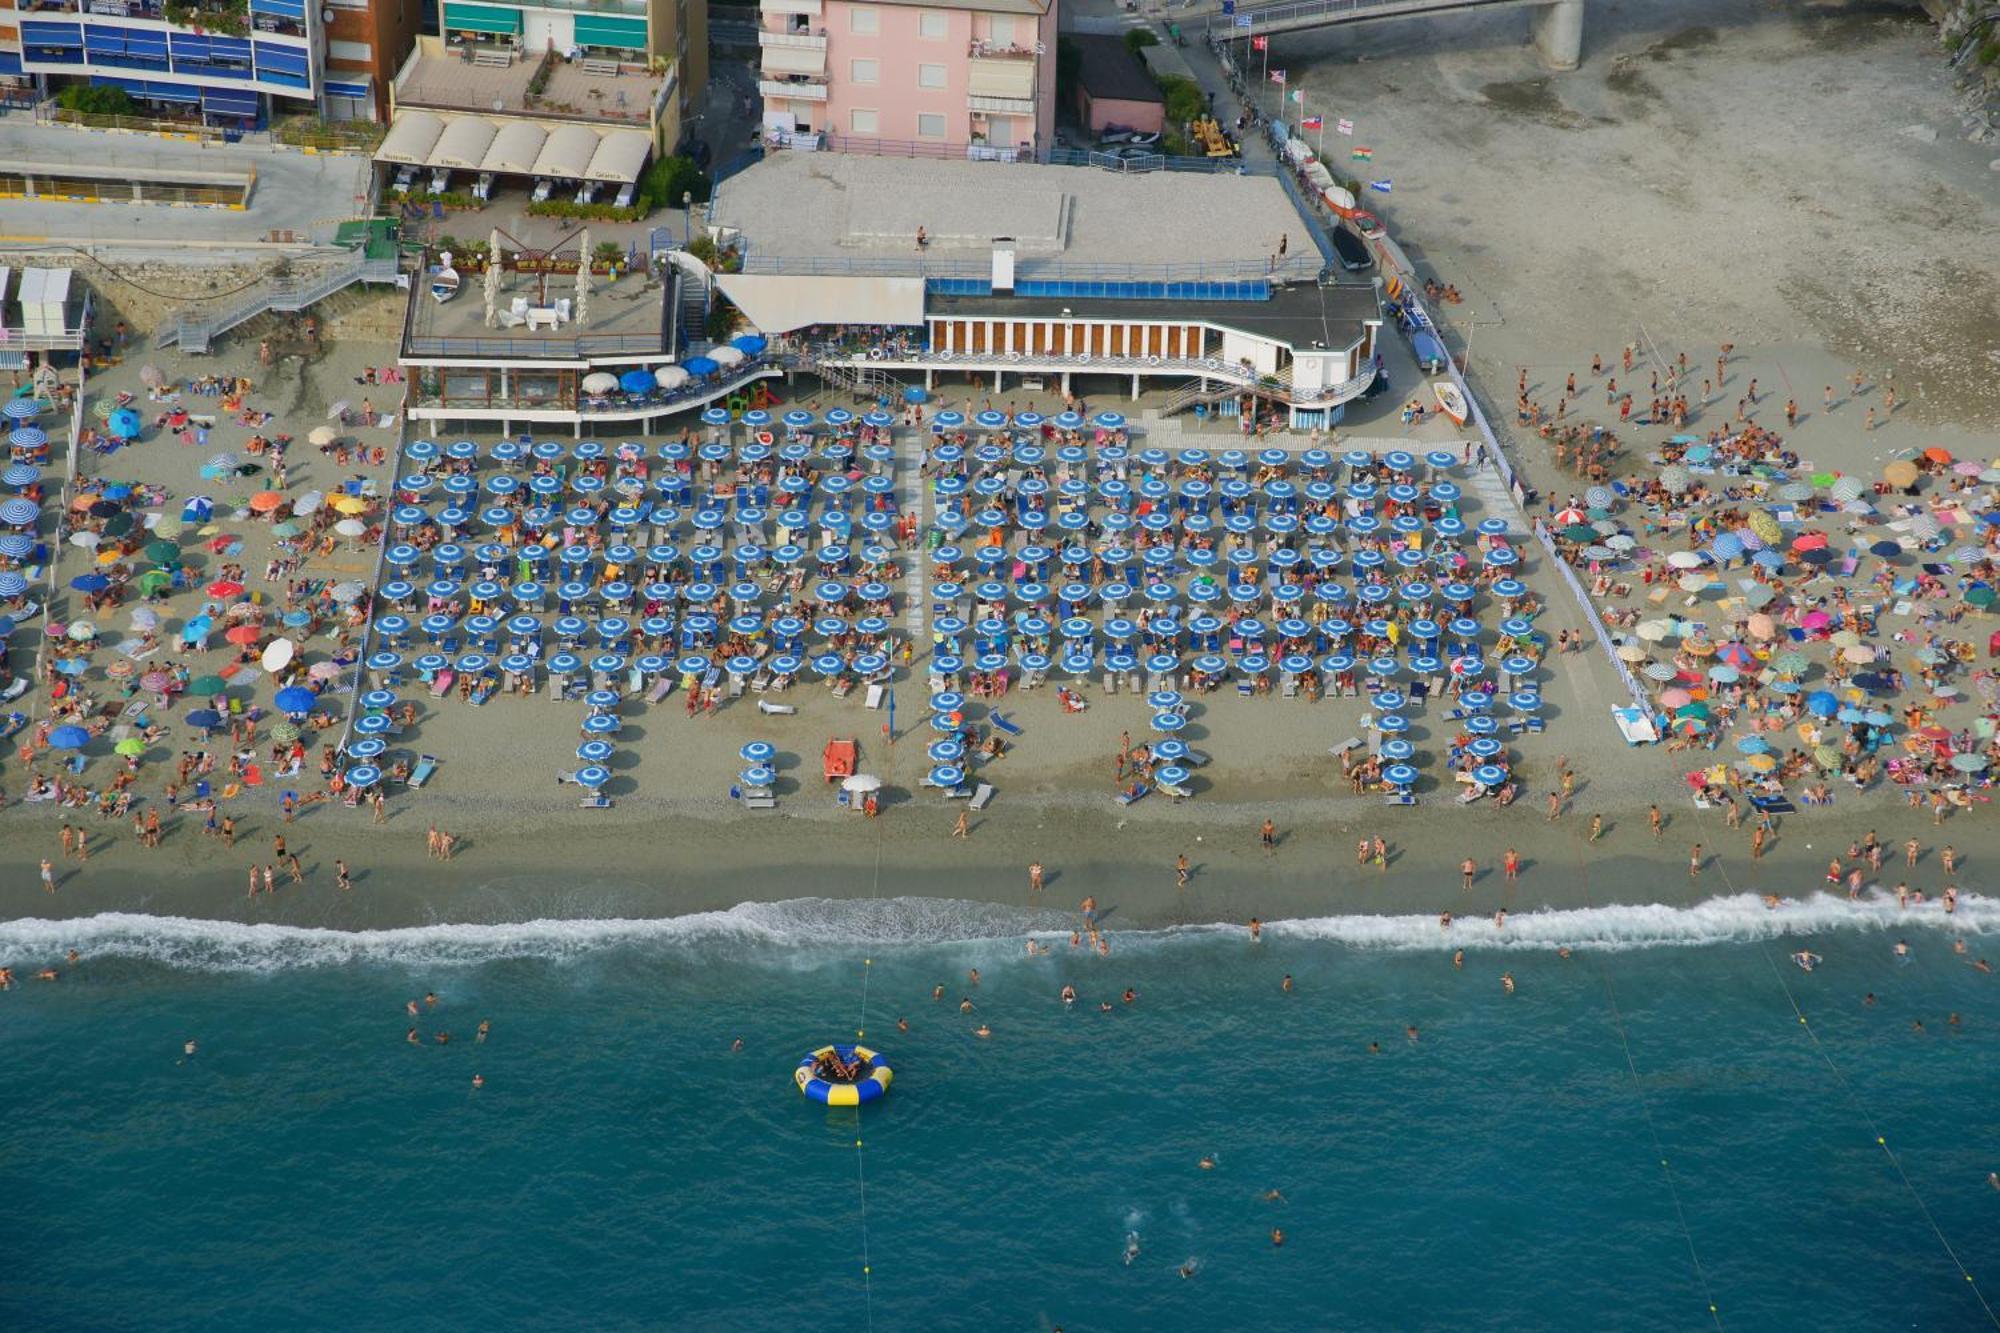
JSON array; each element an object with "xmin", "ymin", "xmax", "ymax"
[{"xmin": 822, "ymin": 736, "xmax": 857, "ymax": 784}]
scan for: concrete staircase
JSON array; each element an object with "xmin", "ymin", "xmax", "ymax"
[
  {"xmin": 812, "ymin": 357, "xmax": 906, "ymax": 404},
  {"xmin": 156, "ymin": 252, "xmax": 403, "ymax": 354}
]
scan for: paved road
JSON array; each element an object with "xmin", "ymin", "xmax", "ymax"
[{"xmin": 0, "ymin": 114, "xmax": 372, "ymax": 248}]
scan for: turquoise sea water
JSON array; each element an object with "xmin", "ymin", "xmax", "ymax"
[{"xmin": 2, "ymin": 894, "xmax": 1997, "ymax": 1331}]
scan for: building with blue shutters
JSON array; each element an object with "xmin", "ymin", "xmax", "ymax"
[{"xmin": 15, "ymin": 0, "xmax": 319, "ymax": 127}]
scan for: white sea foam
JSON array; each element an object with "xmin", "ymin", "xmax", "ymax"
[{"xmin": 0, "ymin": 892, "xmax": 1988, "ymax": 971}]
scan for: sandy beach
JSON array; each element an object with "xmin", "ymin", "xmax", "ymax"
[{"xmin": 5, "ymin": 0, "xmax": 1999, "ymax": 941}]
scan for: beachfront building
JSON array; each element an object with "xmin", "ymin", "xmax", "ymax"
[
  {"xmin": 424, "ymin": 0, "xmax": 704, "ymax": 129},
  {"xmin": 709, "ymin": 154, "xmax": 1382, "ymax": 429},
  {"xmin": 10, "ymin": 0, "xmax": 321, "ymax": 127},
  {"xmin": 320, "ymin": 0, "xmax": 423, "ymax": 122},
  {"xmin": 757, "ymin": 0, "xmax": 1056, "ymax": 162}
]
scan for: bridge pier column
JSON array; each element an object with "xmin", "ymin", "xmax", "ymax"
[{"xmin": 1531, "ymin": 0, "xmax": 1584, "ymax": 71}]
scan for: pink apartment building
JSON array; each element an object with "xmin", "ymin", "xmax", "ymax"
[{"xmin": 758, "ymin": 0, "xmax": 1058, "ymax": 160}]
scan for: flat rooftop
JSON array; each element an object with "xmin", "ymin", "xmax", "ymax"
[
  {"xmin": 406, "ymin": 261, "xmax": 672, "ymax": 358},
  {"xmin": 395, "ymin": 50, "xmax": 662, "ymax": 129},
  {"xmin": 716, "ymin": 154, "xmax": 1312, "ymax": 274},
  {"xmin": 931, "ymin": 283, "xmax": 1382, "ymax": 348}
]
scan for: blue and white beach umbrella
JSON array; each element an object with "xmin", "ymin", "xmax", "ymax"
[{"xmin": 575, "ymin": 765, "xmax": 611, "ymax": 789}]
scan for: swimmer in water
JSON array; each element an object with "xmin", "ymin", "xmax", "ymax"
[
  {"xmin": 1367, "ymin": 1041, "xmax": 1381, "ymax": 1054},
  {"xmin": 969, "ymin": 968, "xmax": 981, "ymax": 986},
  {"xmin": 472, "ymin": 1074, "xmax": 484, "ymax": 1089},
  {"xmin": 730, "ymin": 1038, "xmax": 744, "ymax": 1052},
  {"xmin": 476, "ymin": 1020, "xmax": 491, "ymax": 1043},
  {"xmin": 407, "ymin": 1027, "xmax": 420, "ymax": 1044},
  {"xmin": 1912, "ymin": 1019, "xmax": 1925, "ymax": 1033},
  {"xmin": 406, "ymin": 1000, "xmax": 419, "ymax": 1017},
  {"xmin": 933, "ymin": 984, "xmax": 945, "ymax": 999},
  {"xmin": 1501, "ymin": 972, "xmax": 1515, "ymax": 994},
  {"xmin": 1453, "ymin": 949, "xmax": 1464, "ymax": 969},
  {"xmin": 425, "ymin": 992, "xmax": 439, "ymax": 1008},
  {"xmin": 897, "ymin": 1017, "xmax": 909, "ymax": 1033},
  {"xmin": 36, "ymin": 969, "xmax": 57, "ymax": 982},
  {"xmin": 1557, "ymin": 947, "xmax": 1572, "ymax": 961},
  {"xmin": 66, "ymin": 949, "xmax": 79, "ymax": 964},
  {"xmin": 1099, "ymin": 1002, "xmax": 1113, "ymax": 1012},
  {"xmin": 974, "ymin": 1023, "xmax": 991, "ymax": 1038},
  {"xmin": 1974, "ymin": 959, "xmax": 1992, "ymax": 974},
  {"xmin": 1494, "ymin": 909, "xmax": 1506, "ymax": 930},
  {"xmin": 1178, "ymin": 1260, "xmax": 1198, "ymax": 1280},
  {"xmin": 1123, "ymin": 1233, "xmax": 1142, "ymax": 1266},
  {"xmin": 183, "ymin": 1040, "xmax": 198, "ymax": 1057},
  {"xmin": 1894, "ymin": 939, "xmax": 1909, "ymax": 959},
  {"xmin": 1262, "ymin": 1189, "xmax": 1286, "ymax": 1203},
  {"xmin": 1440, "ymin": 911, "xmax": 1452, "ymax": 931},
  {"xmin": 960, "ymin": 997, "xmax": 974, "ymax": 1013},
  {"xmin": 435, "ymin": 1032, "xmax": 451, "ymax": 1044},
  {"xmin": 1271, "ymin": 1228, "xmax": 1285, "ymax": 1247},
  {"xmin": 1060, "ymin": 983, "xmax": 1077, "ymax": 1005},
  {"xmin": 1248, "ymin": 918, "xmax": 1261, "ymax": 941},
  {"xmin": 1123, "ymin": 988, "xmax": 1137, "ymax": 1004},
  {"xmin": 1793, "ymin": 952, "xmax": 1820, "ymax": 972},
  {"xmin": 1955, "ymin": 938, "xmax": 1967, "ymax": 955},
  {"xmin": 1406, "ymin": 1025, "xmax": 1419, "ymax": 1043},
  {"xmin": 1198, "ymin": 1157, "xmax": 1215, "ymax": 1170},
  {"xmin": 1281, "ymin": 974, "xmax": 1293, "ymax": 993}
]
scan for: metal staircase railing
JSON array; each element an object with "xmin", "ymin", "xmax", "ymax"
[{"xmin": 157, "ymin": 253, "xmax": 402, "ymax": 354}]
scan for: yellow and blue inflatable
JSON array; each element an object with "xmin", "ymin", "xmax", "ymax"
[{"xmin": 795, "ymin": 1044, "xmax": 892, "ymax": 1107}]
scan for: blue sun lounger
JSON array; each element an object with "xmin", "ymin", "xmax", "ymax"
[
  {"xmin": 408, "ymin": 754, "xmax": 438, "ymax": 788},
  {"xmin": 991, "ymin": 711, "xmax": 1023, "ymax": 737}
]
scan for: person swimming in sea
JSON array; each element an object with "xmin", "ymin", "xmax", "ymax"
[
  {"xmin": 897, "ymin": 1017, "xmax": 909, "ymax": 1033},
  {"xmin": 959, "ymin": 997, "xmax": 974, "ymax": 1013},
  {"xmin": 1060, "ymin": 984, "xmax": 1077, "ymax": 1005},
  {"xmin": 1793, "ymin": 951, "xmax": 1821, "ymax": 972},
  {"xmin": 974, "ymin": 1023, "xmax": 991, "ymax": 1038},
  {"xmin": 1501, "ymin": 972, "xmax": 1515, "ymax": 994},
  {"xmin": 1123, "ymin": 1233, "xmax": 1141, "ymax": 1266},
  {"xmin": 1177, "ymin": 1259, "xmax": 1199, "ymax": 1279}
]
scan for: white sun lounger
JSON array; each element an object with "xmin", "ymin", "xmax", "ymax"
[{"xmin": 758, "ymin": 699, "xmax": 797, "ymax": 715}]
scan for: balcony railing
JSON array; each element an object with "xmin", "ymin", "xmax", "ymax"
[
  {"xmin": 967, "ymin": 40, "xmax": 1036, "ymax": 59},
  {"xmin": 757, "ymin": 27, "xmax": 826, "ymax": 48},
  {"xmin": 968, "ymin": 94, "xmax": 1034, "ymax": 116},
  {"xmin": 757, "ymin": 76, "xmax": 827, "ymax": 102}
]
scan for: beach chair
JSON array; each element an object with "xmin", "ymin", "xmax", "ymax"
[
  {"xmin": 969, "ymin": 782, "xmax": 994, "ymax": 811},
  {"xmin": 1157, "ymin": 779, "xmax": 1193, "ymax": 801},
  {"xmin": 758, "ymin": 699, "xmax": 797, "ymax": 716},
  {"xmin": 1114, "ymin": 783, "xmax": 1150, "ymax": 806},
  {"xmin": 579, "ymin": 793, "xmax": 612, "ymax": 809},
  {"xmin": 429, "ymin": 669, "xmax": 455, "ymax": 698},
  {"xmin": 1456, "ymin": 784, "xmax": 1489, "ymax": 805},
  {"xmin": 647, "ymin": 675, "xmax": 674, "ymax": 703},
  {"xmin": 1329, "ymin": 737, "xmax": 1361, "ymax": 756},
  {"xmin": 1750, "ymin": 792, "xmax": 1796, "ymax": 815},
  {"xmin": 1383, "ymin": 791, "xmax": 1416, "ymax": 806},
  {"xmin": 991, "ymin": 711, "xmax": 1022, "ymax": 737},
  {"xmin": 743, "ymin": 794, "xmax": 777, "ymax": 810},
  {"xmin": 408, "ymin": 754, "xmax": 438, "ymax": 788},
  {"xmin": 1181, "ymin": 748, "xmax": 1211, "ymax": 767},
  {"xmin": 865, "ymin": 684, "xmax": 885, "ymax": 710}
]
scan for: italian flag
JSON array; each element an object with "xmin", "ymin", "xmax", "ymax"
[{"xmin": 1351, "ymin": 146, "xmax": 1373, "ymax": 161}]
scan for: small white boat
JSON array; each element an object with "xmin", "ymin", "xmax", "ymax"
[
  {"xmin": 429, "ymin": 267, "xmax": 461, "ymax": 304},
  {"xmin": 1433, "ymin": 380, "xmax": 1469, "ymax": 427}
]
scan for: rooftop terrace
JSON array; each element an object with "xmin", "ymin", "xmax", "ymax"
[{"xmin": 394, "ymin": 47, "xmax": 666, "ymax": 129}]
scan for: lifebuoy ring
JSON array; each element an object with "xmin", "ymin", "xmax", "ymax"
[
  {"xmin": 795, "ymin": 1044, "xmax": 893, "ymax": 1106},
  {"xmin": 755, "ymin": 430, "xmax": 775, "ymax": 446}
]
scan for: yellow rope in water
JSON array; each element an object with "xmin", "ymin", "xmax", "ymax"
[
  {"xmin": 855, "ymin": 957, "xmax": 875, "ymax": 1333},
  {"xmin": 1690, "ymin": 810, "xmax": 1999, "ymax": 1327},
  {"xmin": 1554, "ymin": 824, "xmax": 1725, "ymax": 1327}
]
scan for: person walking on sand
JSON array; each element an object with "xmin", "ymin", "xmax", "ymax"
[
  {"xmin": 1504, "ymin": 848, "xmax": 1520, "ymax": 882},
  {"xmin": 1080, "ymin": 896, "xmax": 1097, "ymax": 930},
  {"xmin": 1261, "ymin": 818, "xmax": 1276, "ymax": 852},
  {"xmin": 952, "ymin": 810, "xmax": 969, "ymax": 839},
  {"xmin": 1906, "ymin": 837, "xmax": 1920, "ymax": 868},
  {"xmin": 41, "ymin": 858, "xmax": 54, "ymax": 893},
  {"xmin": 1752, "ymin": 825, "xmax": 1767, "ymax": 860},
  {"xmin": 372, "ymin": 790, "xmax": 386, "ymax": 824},
  {"xmin": 1028, "ymin": 861, "xmax": 1044, "ymax": 893},
  {"xmin": 59, "ymin": 823, "xmax": 74, "ymax": 859},
  {"xmin": 1461, "ymin": 857, "xmax": 1476, "ymax": 891},
  {"xmin": 1176, "ymin": 853, "xmax": 1190, "ymax": 888},
  {"xmin": 1689, "ymin": 844, "xmax": 1703, "ymax": 878},
  {"xmin": 248, "ymin": 865, "xmax": 260, "ymax": 899},
  {"xmin": 75, "ymin": 828, "xmax": 88, "ymax": 862},
  {"xmin": 1649, "ymin": 805, "xmax": 1663, "ymax": 839},
  {"xmin": 427, "ymin": 823, "xmax": 440, "ymax": 859},
  {"xmin": 1589, "ymin": 813, "xmax": 1603, "ymax": 843},
  {"xmin": 336, "ymin": 859, "xmax": 352, "ymax": 892},
  {"xmin": 1546, "ymin": 791, "xmax": 1562, "ymax": 822}
]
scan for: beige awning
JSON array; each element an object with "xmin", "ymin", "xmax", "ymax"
[
  {"xmin": 481, "ymin": 120, "xmax": 548, "ymax": 176},
  {"xmin": 968, "ymin": 58, "xmax": 1034, "ymax": 101},
  {"xmin": 583, "ymin": 129, "xmax": 653, "ymax": 184},
  {"xmin": 376, "ymin": 110, "xmax": 444, "ymax": 165},
  {"xmin": 716, "ymin": 274, "xmax": 926, "ymax": 335},
  {"xmin": 428, "ymin": 116, "xmax": 498, "ymax": 170},
  {"xmin": 531, "ymin": 124, "xmax": 601, "ymax": 180},
  {"xmin": 760, "ymin": 46, "xmax": 825, "ymax": 76}
]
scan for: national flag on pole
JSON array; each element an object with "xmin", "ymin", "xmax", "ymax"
[
  {"xmin": 1287, "ymin": 89, "xmax": 1303, "ymax": 103},
  {"xmin": 1220, "ymin": 0, "xmax": 1234, "ymax": 11},
  {"xmin": 1301, "ymin": 114, "xmax": 1323, "ymax": 130},
  {"xmin": 1269, "ymin": 68, "xmax": 1286, "ymax": 85},
  {"xmin": 1369, "ymin": 179, "xmax": 1392, "ymax": 193},
  {"xmin": 1250, "ymin": 34, "xmax": 1266, "ymax": 50},
  {"xmin": 1336, "ymin": 118, "xmax": 1354, "ymax": 136},
  {"xmin": 1351, "ymin": 146, "xmax": 1373, "ymax": 160}
]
